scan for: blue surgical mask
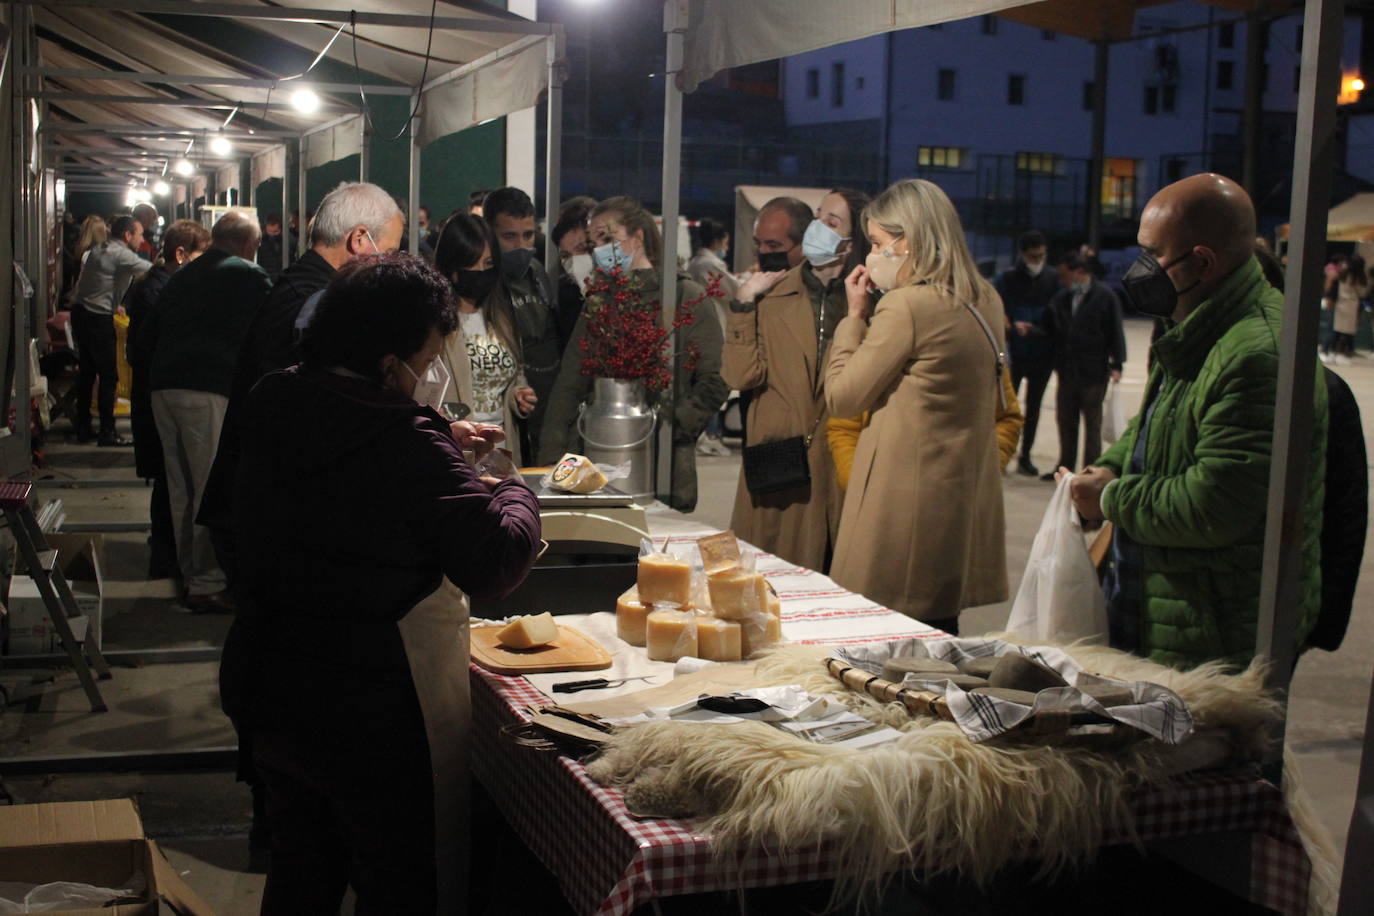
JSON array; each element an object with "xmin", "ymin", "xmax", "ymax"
[
  {"xmin": 592, "ymin": 240, "xmax": 634, "ymax": 273},
  {"xmin": 1072, "ymin": 279, "xmax": 1091, "ymax": 295},
  {"xmin": 802, "ymin": 219, "xmax": 848, "ymax": 268}
]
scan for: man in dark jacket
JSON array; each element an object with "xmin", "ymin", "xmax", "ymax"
[
  {"xmin": 1041, "ymin": 253, "xmax": 1126, "ymax": 478},
  {"xmin": 143, "ymin": 211, "xmax": 270, "ymax": 613},
  {"xmin": 997, "ymin": 230, "xmax": 1060, "ymax": 476},
  {"xmin": 124, "ymin": 219, "xmax": 211, "ymax": 579},
  {"xmin": 256, "ymin": 213, "xmax": 284, "ymax": 279},
  {"xmin": 484, "ymin": 186, "xmax": 561, "ymax": 458},
  {"xmin": 198, "ymin": 180, "xmax": 404, "ymax": 570}
]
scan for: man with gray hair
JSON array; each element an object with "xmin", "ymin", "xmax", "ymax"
[
  {"xmin": 141, "ymin": 210, "xmax": 271, "ymax": 613},
  {"xmin": 199, "ymin": 182, "xmax": 402, "ymax": 580}
]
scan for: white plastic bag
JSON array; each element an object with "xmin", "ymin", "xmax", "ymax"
[
  {"xmin": 1006, "ymin": 474, "xmax": 1108, "ymax": 644},
  {"xmin": 1102, "ymin": 380, "xmax": 1125, "ymax": 445}
]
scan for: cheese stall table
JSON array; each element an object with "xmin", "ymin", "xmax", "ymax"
[{"xmin": 468, "ymin": 517, "xmax": 1314, "ymax": 916}]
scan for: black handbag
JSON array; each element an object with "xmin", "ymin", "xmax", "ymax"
[{"xmin": 742, "ymin": 415, "xmax": 822, "ymax": 495}]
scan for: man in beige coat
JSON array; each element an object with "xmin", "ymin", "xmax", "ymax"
[{"xmin": 724, "ymin": 192, "xmax": 868, "ymax": 572}]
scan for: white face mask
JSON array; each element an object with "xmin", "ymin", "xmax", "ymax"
[
  {"xmin": 865, "ymin": 241, "xmax": 907, "ymax": 293},
  {"xmin": 402, "ymin": 356, "xmax": 451, "ymax": 411},
  {"xmin": 568, "ymin": 253, "xmax": 595, "ymax": 290},
  {"xmin": 1024, "ymin": 260, "xmax": 1045, "ymax": 277},
  {"xmin": 802, "ymin": 219, "xmax": 849, "ymax": 268}
]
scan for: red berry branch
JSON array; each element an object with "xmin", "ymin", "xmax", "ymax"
[{"xmin": 577, "ymin": 268, "xmax": 721, "ymax": 395}]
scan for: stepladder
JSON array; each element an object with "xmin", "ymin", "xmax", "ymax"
[{"xmin": 0, "ymin": 481, "xmax": 111, "ymax": 711}]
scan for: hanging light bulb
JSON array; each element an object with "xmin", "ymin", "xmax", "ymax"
[
  {"xmin": 290, "ymin": 86, "xmax": 321, "ymax": 114},
  {"xmin": 174, "ymin": 159, "xmax": 194, "ymax": 176},
  {"xmin": 153, "ymin": 180, "xmax": 171, "ymax": 196},
  {"xmin": 210, "ymin": 135, "xmax": 233, "ymax": 156}
]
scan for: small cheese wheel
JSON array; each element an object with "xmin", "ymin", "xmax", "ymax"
[
  {"xmin": 696, "ymin": 616, "xmax": 742, "ymax": 663},
  {"xmin": 638, "ymin": 553, "xmax": 692, "ymax": 607},
  {"xmin": 548, "ymin": 453, "xmax": 608, "ymax": 494},
  {"xmin": 496, "ymin": 612, "xmax": 559, "ymax": 649},
  {"xmin": 707, "ymin": 569, "xmax": 767, "ymax": 621},
  {"xmin": 739, "ymin": 611, "xmax": 782, "ymax": 658},
  {"xmin": 646, "ymin": 608, "xmax": 698, "ymax": 662},
  {"xmin": 615, "ymin": 587, "xmax": 649, "ymax": 647}
]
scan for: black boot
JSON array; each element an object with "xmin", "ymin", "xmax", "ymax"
[{"xmin": 1016, "ymin": 456, "xmax": 1039, "ymax": 477}]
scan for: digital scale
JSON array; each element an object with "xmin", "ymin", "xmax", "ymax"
[{"xmin": 469, "ymin": 473, "xmax": 648, "ymax": 617}]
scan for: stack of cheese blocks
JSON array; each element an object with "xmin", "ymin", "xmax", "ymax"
[{"xmin": 615, "ymin": 533, "xmax": 782, "ymax": 663}]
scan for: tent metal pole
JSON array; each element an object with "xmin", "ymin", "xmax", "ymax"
[
  {"xmin": 1254, "ymin": 0, "xmax": 1342, "ymax": 785},
  {"xmin": 296, "ymin": 135, "xmax": 306, "ymax": 258},
  {"xmin": 27, "ymin": 0, "xmax": 561, "ymax": 35},
  {"xmin": 656, "ymin": 0, "xmax": 687, "ymax": 505},
  {"xmin": 1086, "ymin": 39, "xmax": 1108, "ymax": 251},
  {"xmin": 408, "ymin": 90, "xmax": 421, "ymax": 256},
  {"xmin": 359, "ymin": 117, "xmax": 369, "ymax": 182},
  {"xmin": 24, "ymin": 66, "xmax": 413, "ymax": 96},
  {"xmin": 542, "ymin": 32, "xmax": 564, "ymax": 288},
  {"xmin": 1240, "ymin": 3, "xmax": 1265, "ymax": 195},
  {"xmin": 280, "ymin": 144, "xmax": 290, "ymax": 265}
]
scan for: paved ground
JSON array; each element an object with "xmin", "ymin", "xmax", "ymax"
[{"xmin": 0, "ymin": 316, "xmax": 1368, "ymax": 913}]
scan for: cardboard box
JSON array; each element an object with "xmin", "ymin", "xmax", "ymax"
[
  {"xmin": 0, "ymin": 798, "xmax": 214, "ymax": 915},
  {"xmin": 4, "ymin": 533, "xmax": 104, "ymax": 655}
]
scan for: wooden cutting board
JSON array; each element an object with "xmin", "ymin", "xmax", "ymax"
[{"xmin": 470, "ymin": 623, "xmax": 613, "ymax": 675}]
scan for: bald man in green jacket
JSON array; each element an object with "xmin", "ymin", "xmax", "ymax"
[{"xmin": 1066, "ymin": 174, "xmax": 1326, "ymax": 670}]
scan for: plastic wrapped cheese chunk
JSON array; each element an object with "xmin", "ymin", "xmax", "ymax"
[
  {"xmin": 638, "ymin": 553, "xmax": 692, "ymax": 607},
  {"xmin": 740, "ymin": 612, "xmax": 782, "ymax": 658},
  {"xmin": 615, "ymin": 586, "xmax": 649, "ymax": 647},
  {"xmin": 696, "ymin": 616, "xmax": 742, "ymax": 663},
  {"xmin": 707, "ymin": 569, "xmax": 768, "ymax": 621},
  {"xmin": 545, "ymin": 453, "xmax": 608, "ymax": 494},
  {"xmin": 496, "ymin": 612, "xmax": 559, "ymax": 649},
  {"xmin": 646, "ymin": 606, "xmax": 698, "ymax": 662}
]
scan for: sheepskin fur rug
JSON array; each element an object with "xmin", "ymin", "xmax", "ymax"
[{"xmin": 586, "ymin": 641, "xmax": 1299, "ymax": 900}]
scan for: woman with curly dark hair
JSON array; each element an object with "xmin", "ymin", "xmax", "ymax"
[{"xmin": 231, "ymin": 253, "xmax": 541, "ymax": 914}]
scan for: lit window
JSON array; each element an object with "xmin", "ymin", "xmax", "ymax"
[
  {"xmin": 1015, "ymin": 152, "xmax": 1061, "ymax": 175},
  {"xmin": 918, "ymin": 146, "xmax": 967, "ymax": 170}
]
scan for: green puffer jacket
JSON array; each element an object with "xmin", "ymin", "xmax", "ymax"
[{"xmin": 1097, "ymin": 257, "xmax": 1326, "ymax": 670}]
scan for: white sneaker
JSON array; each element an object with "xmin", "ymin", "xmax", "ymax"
[
  {"xmin": 1319, "ymin": 352, "xmax": 1332, "ymax": 363},
  {"xmin": 696, "ymin": 434, "xmax": 731, "ymax": 456},
  {"xmin": 1334, "ymin": 355, "xmax": 1353, "ymax": 367}
]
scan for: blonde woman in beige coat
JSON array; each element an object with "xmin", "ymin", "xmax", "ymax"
[{"xmin": 824, "ymin": 179, "xmax": 1008, "ymax": 634}]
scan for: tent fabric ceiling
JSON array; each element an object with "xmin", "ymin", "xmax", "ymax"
[
  {"xmin": 679, "ymin": 0, "xmax": 1302, "ymax": 92},
  {"xmin": 417, "ymin": 36, "xmax": 547, "ymax": 147},
  {"xmin": 36, "ymin": 0, "xmax": 550, "ymax": 178}
]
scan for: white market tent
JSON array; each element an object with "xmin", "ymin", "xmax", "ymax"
[
  {"xmin": 1279, "ymin": 191, "xmax": 1374, "ymax": 243},
  {"xmin": 2, "ymin": 0, "xmax": 567, "ymax": 479},
  {"xmin": 652, "ymin": 1, "xmax": 1368, "ymax": 906}
]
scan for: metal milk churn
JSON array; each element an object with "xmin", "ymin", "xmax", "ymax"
[{"xmin": 577, "ymin": 378, "xmax": 657, "ymax": 501}]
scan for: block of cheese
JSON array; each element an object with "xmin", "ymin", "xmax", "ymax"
[
  {"xmin": 696, "ymin": 531, "xmax": 743, "ymax": 575},
  {"xmin": 707, "ymin": 569, "xmax": 767, "ymax": 620},
  {"xmin": 767, "ymin": 592, "xmax": 781, "ymax": 619},
  {"xmin": 615, "ymin": 586, "xmax": 649, "ymax": 647},
  {"xmin": 547, "ymin": 453, "xmax": 608, "ymax": 494},
  {"xmin": 496, "ymin": 612, "xmax": 559, "ymax": 649},
  {"xmin": 638, "ymin": 553, "xmax": 692, "ymax": 607},
  {"xmin": 646, "ymin": 607, "xmax": 698, "ymax": 662},
  {"xmin": 696, "ymin": 616, "xmax": 742, "ymax": 663},
  {"xmin": 740, "ymin": 611, "xmax": 782, "ymax": 658}
]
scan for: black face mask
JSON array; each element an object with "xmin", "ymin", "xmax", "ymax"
[
  {"xmin": 758, "ymin": 250, "xmax": 792, "ymax": 273},
  {"xmin": 1121, "ymin": 250, "xmax": 1200, "ymax": 318},
  {"xmin": 453, "ymin": 266, "xmax": 500, "ymax": 304},
  {"xmin": 500, "ymin": 247, "xmax": 536, "ymax": 279}
]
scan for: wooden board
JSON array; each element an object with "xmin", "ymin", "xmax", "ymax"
[{"xmin": 470, "ymin": 623, "xmax": 612, "ymax": 675}]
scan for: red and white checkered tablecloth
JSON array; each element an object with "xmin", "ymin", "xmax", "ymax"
[{"xmin": 469, "ymin": 542, "xmax": 1313, "ymax": 916}]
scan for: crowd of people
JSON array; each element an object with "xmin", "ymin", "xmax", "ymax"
[{"xmin": 50, "ymin": 168, "xmax": 1359, "ymax": 912}]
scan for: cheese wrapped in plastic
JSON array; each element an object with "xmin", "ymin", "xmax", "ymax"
[
  {"xmin": 544, "ymin": 453, "xmax": 608, "ymax": 494},
  {"xmin": 616, "ymin": 586, "xmax": 650, "ymax": 646}
]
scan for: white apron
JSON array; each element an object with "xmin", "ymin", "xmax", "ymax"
[{"xmin": 395, "ymin": 576, "xmax": 472, "ymax": 913}]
